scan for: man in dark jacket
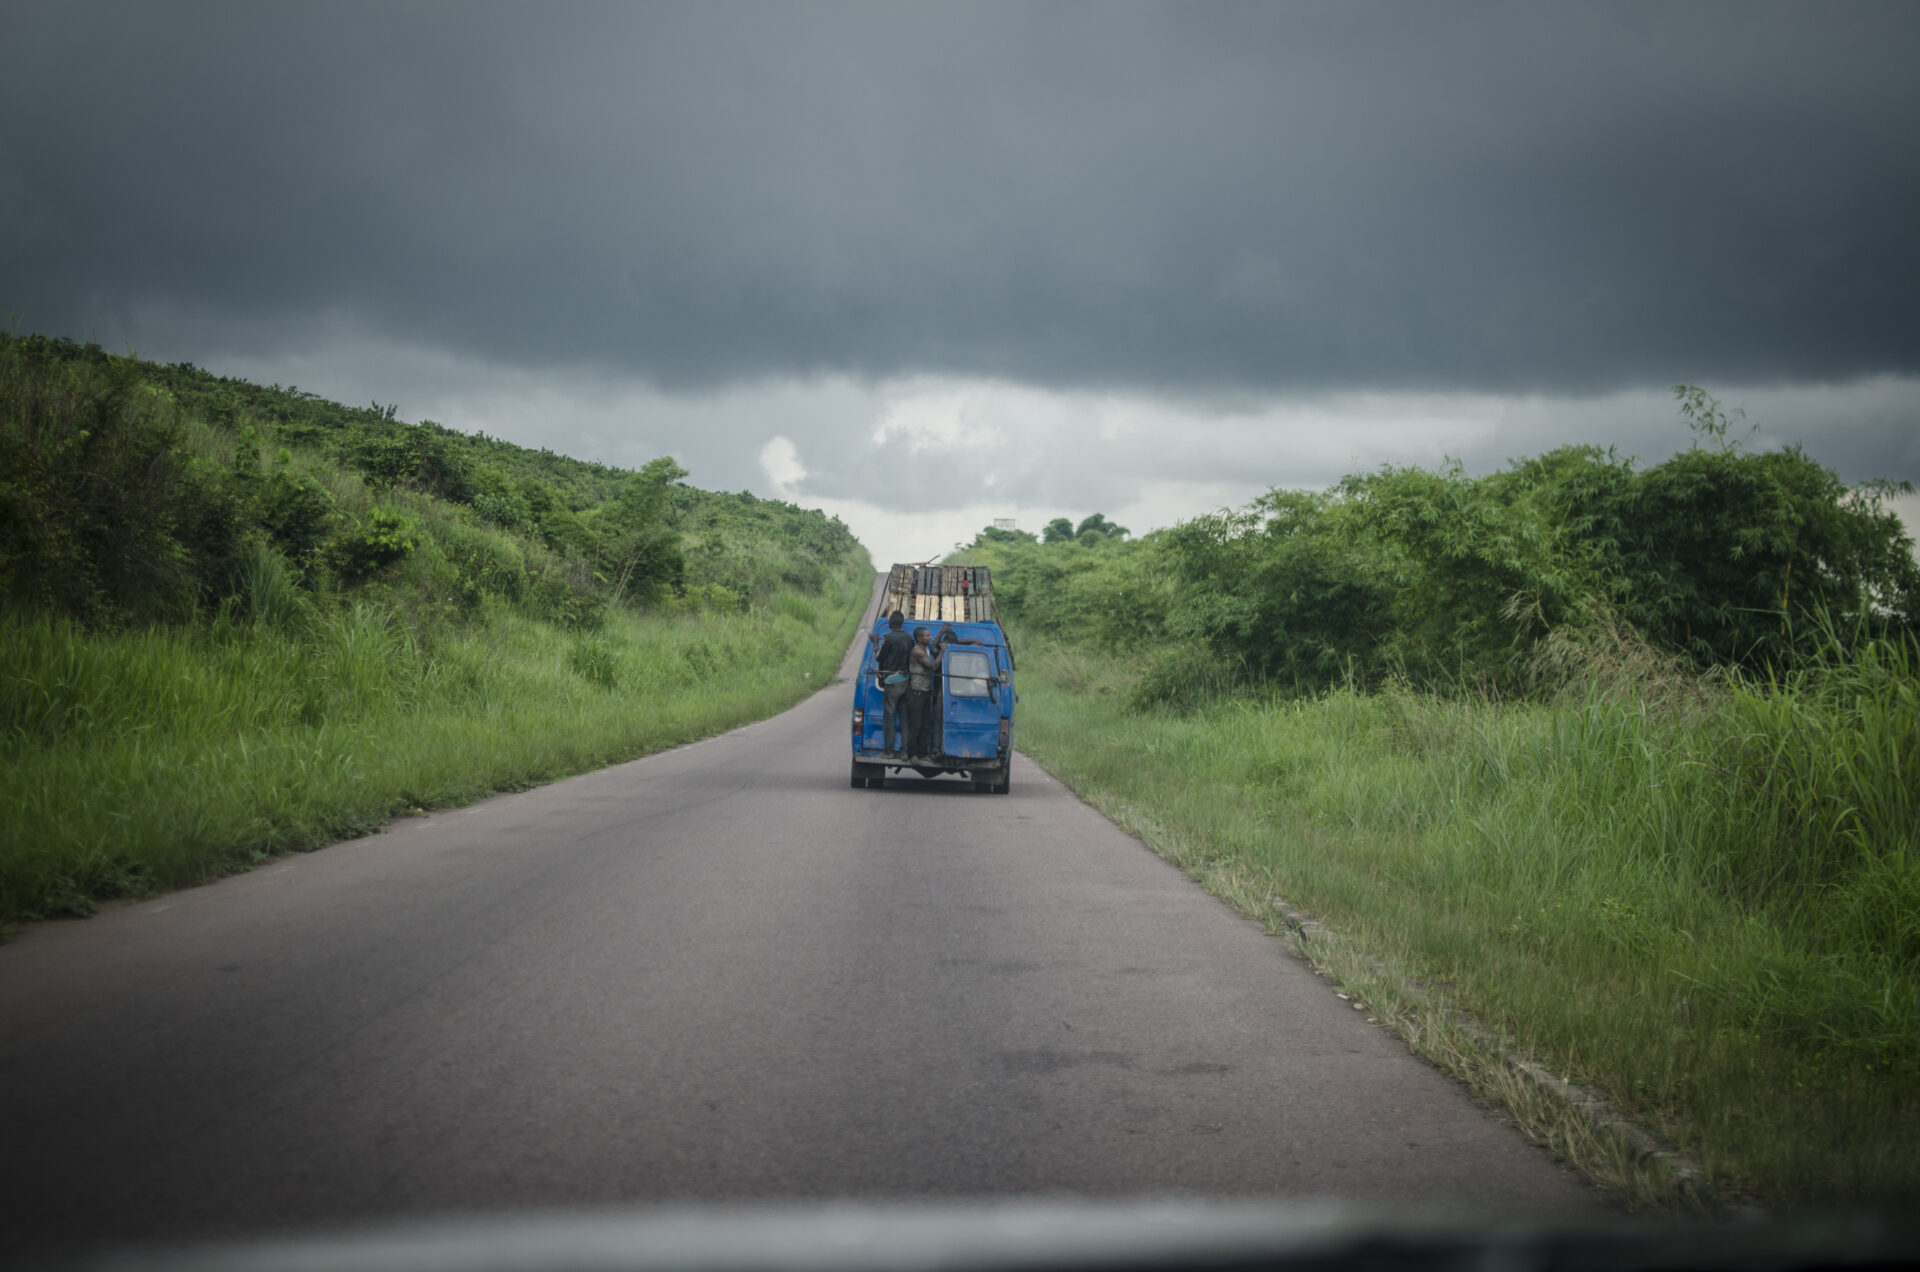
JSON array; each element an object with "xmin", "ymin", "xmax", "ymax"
[{"xmin": 872, "ymin": 610, "xmax": 914, "ymax": 756}]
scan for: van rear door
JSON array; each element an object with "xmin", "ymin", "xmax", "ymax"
[{"xmin": 941, "ymin": 646, "xmax": 999, "ymax": 759}]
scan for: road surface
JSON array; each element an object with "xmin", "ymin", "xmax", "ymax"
[{"xmin": 0, "ymin": 585, "xmax": 1600, "ymax": 1254}]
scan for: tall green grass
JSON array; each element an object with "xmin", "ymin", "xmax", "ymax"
[
  {"xmin": 0, "ymin": 564, "xmax": 868, "ymax": 925},
  {"xmin": 1011, "ymin": 630, "xmax": 1919, "ymax": 1207}
]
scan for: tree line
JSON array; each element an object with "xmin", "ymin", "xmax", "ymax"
[{"xmin": 967, "ymin": 389, "xmax": 1919, "ymax": 703}]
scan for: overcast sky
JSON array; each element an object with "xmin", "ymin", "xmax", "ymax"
[{"xmin": 5, "ymin": 1, "xmax": 1917, "ymax": 560}]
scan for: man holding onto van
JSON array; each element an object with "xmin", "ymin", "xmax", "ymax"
[
  {"xmin": 906, "ymin": 626, "xmax": 939, "ymax": 758},
  {"xmin": 873, "ymin": 610, "xmax": 914, "ymax": 756},
  {"xmin": 933, "ymin": 624, "xmax": 984, "ymax": 656}
]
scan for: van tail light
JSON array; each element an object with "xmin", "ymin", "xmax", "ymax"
[{"xmin": 853, "ymin": 708, "xmax": 865, "ymax": 735}]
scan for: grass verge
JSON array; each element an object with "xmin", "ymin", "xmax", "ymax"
[
  {"xmin": 0, "ymin": 566, "xmax": 869, "ymax": 928},
  {"xmin": 1008, "ymin": 634, "xmax": 1918, "ymax": 1211}
]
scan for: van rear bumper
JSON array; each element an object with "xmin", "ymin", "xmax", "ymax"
[{"xmin": 853, "ymin": 749, "xmax": 1005, "ymax": 777}]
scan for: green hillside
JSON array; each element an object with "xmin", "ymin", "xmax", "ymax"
[
  {"xmin": 1, "ymin": 331, "xmax": 872, "ymax": 926},
  {"xmin": 1, "ymin": 331, "xmax": 863, "ymax": 627}
]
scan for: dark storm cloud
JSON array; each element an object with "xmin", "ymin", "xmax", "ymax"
[{"xmin": 3, "ymin": 1, "xmax": 1917, "ymax": 395}]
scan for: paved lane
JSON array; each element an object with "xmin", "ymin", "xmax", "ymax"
[{"xmin": 0, "ymin": 592, "xmax": 1599, "ymax": 1253}]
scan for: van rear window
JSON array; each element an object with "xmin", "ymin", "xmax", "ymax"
[{"xmin": 947, "ymin": 649, "xmax": 992, "ymax": 697}]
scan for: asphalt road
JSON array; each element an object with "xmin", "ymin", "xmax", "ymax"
[{"xmin": 0, "ymin": 585, "xmax": 1601, "ymax": 1254}]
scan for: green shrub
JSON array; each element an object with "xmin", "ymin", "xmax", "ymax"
[
  {"xmin": 1, "ymin": 337, "xmax": 201, "ymax": 623},
  {"xmin": 333, "ymin": 507, "xmax": 418, "ymax": 580},
  {"xmin": 969, "ymin": 396, "xmax": 1918, "ymax": 698},
  {"xmin": 522, "ymin": 551, "xmax": 601, "ymax": 628},
  {"xmin": 259, "ymin": 451, "xmax": 335, "ymax": 566},
  {"xmin": 432, "ymin": 518, "xmax": 527, "ymax": 611},
  {"xmin": 1127, "ymin": 641, "xmax": 1249, "ymax": 712}
]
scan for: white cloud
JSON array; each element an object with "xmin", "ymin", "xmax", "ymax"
[
  {"xmin": 1893, "ymin": 492, "xmax": 1920, "ymax": 549},
  {"xmin": 759, "ymin": 435, "xmax": 806, "ymax": 498},
  {"xmin": 870, "ymin": 384, "xmax": 1009, "ymax": 453}
]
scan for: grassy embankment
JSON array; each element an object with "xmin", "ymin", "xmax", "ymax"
[
  {"xmin": 1, "ymin": 332, "xmax": 871, "ymax": 928},
  {"xmin": 1006, "ymin": 631, "xmax": 1916, "ymax": 1209},
  {"xmin": 965, "ymin": 436, "xmax": 1916, "ymax": 1210},
  {"xmin": 1, "ymin": 583, "xmax": 865, "ymax": 925}
]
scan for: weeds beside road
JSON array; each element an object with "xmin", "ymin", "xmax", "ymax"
[
  {"xmin": 0, "ymin": 571, "xmax": 866, "ymax": 927},
  {"xmin": 1008, "ymin": 631, "xmax": 1918, "ymax": 1210}
]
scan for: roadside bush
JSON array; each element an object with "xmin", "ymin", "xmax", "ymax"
[
  {"xmin": 348, "ymin": 422, "xmax": 472, "ymax": 502},
  {"xmin": 258, "ymin": 451, "xmax": 335, "ymax": 567},
  {"xmin": 332, "ymin": 507, "xmax": 418, "ymax": 580},
  {"xmin": 1, "ymin": 338, "xmax": 202, "ymax": 624},
  {"xmin": 433, "ymin": 518, "xmax": 527, "ymax": 611},
  {"xmin": 522, "ymin": 550, "xmax": 601, "ymax": 629},
  {"xmin": 683, "ymin": 582, "xmax": 742, "ymax": 614},
  {"xmin": 974, "ymin": 392, "xmax": 1918, "ymax": 700},
  {"xmin": 1128, "ymin": 641, "xmax": 1250, "ymax": 712}
]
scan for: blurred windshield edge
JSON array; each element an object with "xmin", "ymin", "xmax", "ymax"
[{"xmin": 65, "ymin": 1201, "xmax": 1920, "ymax": 1272}]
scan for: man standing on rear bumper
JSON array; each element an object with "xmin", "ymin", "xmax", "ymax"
[
  {"xmin": 906, "ymin": 626, "xmax": 938, "ymax": 758},
  {"xmin": 873, "ymin": 610, "xmax": 914, "ymax": 756}
]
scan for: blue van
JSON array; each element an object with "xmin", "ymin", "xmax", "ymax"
[{"xmin": 850, "ymin": 567, "xmax": 1014, "ymax": 793}]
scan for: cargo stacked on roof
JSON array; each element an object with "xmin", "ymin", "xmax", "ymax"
[{"xmin": 882, "ymin": 563, "xmax": 997, "ymax": 623}]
